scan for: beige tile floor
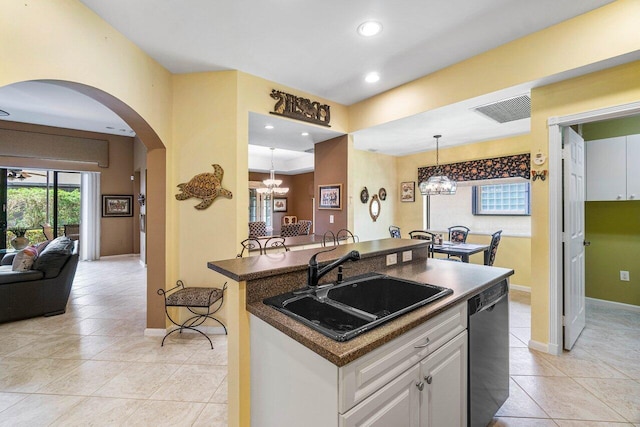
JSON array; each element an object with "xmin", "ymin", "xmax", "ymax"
[
  {"xmin": 2, "ymin": 256, "xmax": 639, "ymax": 426},
  {"xmin": 0, "ymin": 255, "xmax": 227, "ymax": 427},
  {"xmin": 492, "ymin": 290, "xmax": 640, "ymax": 427}
]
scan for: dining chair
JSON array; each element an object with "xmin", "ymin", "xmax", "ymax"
[
  {"xmin": 263, "ymin": 237, "xmax": 289, "ymax": 254},
  {"xmin": 408, "ymin": 230, "xmax": 435, "ymax": 241},
  {"xmin": 282, "ymin": 215, "xmax": 297, "ymax": 225},
  {"xmin": 408, "ymin": 230, "xmax": 436, "ymax": 257},
  {"xmin": 237, "ymin": 238, "xmax": 263, "ymax": 257},
  {"xmin": 336, "ymin": 229, "xmax": 359, "ymax": 245},
  {"xmin": 248, "ymin": 221, "xmax": 267, "ymax": 238},
  {"xmin": 447, "ymin": 225, "xmax": 470, "ymax": 243},
  {"xmin": 485, "ymin": 230, "xmax": 503, "ymax": 266},
  {"xmin": 389, "ymin": 225, "xmax": 401, "ymax": 238},
  {"xmin": 281, "ymin": 223, "xmax": 301, "ymax": 237},
  {"xmin": 446, "ymin": 225, "xmax": 470, "ymax": 260},
  {"xmin": 322, "ymin": 230, "xmax": 336, "ymax": 247},
  {"xmin": 297, "ymin": 220, "xmax": 312, "ymax": 235}
]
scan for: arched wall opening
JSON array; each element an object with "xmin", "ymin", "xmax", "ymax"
[{"xmin": 0, "ymin": 80, "xmax": 167, "ymax": 328}]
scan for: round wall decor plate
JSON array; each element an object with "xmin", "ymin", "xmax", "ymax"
[
  {"xmin": 378, "ymin": 188, "xmax": 387, "ymax": 200},
  {"xmin": 360, "ymin": 187, "xmax": 369, "ymax": 203}
]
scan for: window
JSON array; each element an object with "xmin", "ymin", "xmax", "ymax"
[{"xmin": 472, "ymin": 182, "xmax": 530, "ymax": 216}]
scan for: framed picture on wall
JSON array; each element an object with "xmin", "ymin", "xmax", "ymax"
[
  {"xmin": 102, "ymin": 195, "xmax": 133, "ymax": 217},
  {"xmin": 401, "ymin": 181, "xmax": 415, "ymax": 202},
  {"xmin": 273, "ymin": 197, "xmax": 287, "ymax": 212},
  {"xmin": 318, "ymin": 184, "xmax": 342, "ymax": 210}
]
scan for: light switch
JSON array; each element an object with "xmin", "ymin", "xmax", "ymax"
[{"xmin": 329, "ymin": 215, "xmax": 334, "ymax": 224}]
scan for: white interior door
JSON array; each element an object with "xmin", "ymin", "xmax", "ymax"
[{"xmin": 563, "ymin": 127, "xmax": 586, "ymax": 350}]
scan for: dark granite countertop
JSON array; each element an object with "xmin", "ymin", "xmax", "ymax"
[
  {"xmin": 248, "ymin": 258, "xmax": 513, "ymax": 366},
  {"xmin": 208, "ymin": 238, "xmax": 428, "ymax": 282},
  {"xmin": 208, "ymin": 238, "xmax": 513, "ymax": 367}
]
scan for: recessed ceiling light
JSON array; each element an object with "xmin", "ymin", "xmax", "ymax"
[
  {"xmin": 357, "ymin": 21, "xmax": 382, "ymax": 37},
  {"xmin": 264, "ymin": 124, "xmax": 274, "ymax": 129},
  {"xmin": 301, "ymin": 132, "xmax": 309, "ymax": 136},
  {"xmin": 365, "ymin": 72, "xmax": 380, "ymax": 83}
]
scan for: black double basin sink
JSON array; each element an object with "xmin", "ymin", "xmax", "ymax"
[{"xmin": 263, "ymin": 273, "xmax": 452, "ymax": 341}]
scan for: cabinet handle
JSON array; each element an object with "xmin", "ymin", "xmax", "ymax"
[
  {"xmin": 414, "ymin": 337, "xmax": 430, "ymax": 349},
  {"xmin": 416, "ymin": 381, "xmax": 424, "ymax": 391},
  {"xmin": 424, "ymin": 375, "xmax": 433, "ymax": 384}
]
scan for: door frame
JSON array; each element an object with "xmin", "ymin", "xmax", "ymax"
[{"xmin": 547, "ymin": 100, "xmax": 640, "ymax": 355}]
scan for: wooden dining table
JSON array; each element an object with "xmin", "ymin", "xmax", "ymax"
[{"xmin": 430, "ymin": 241, "xmax": 490, "ymax": 263}]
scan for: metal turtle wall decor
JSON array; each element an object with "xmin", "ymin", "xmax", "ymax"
[{"xmin": 175, "ymin": 164, "xmax": 233, "ymax": 210}]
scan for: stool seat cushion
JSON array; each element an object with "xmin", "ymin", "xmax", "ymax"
[{"xmin": 166, "ymin": 287, "xmax": 223, "ymax": 307}]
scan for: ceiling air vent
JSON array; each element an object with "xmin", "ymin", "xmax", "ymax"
[{"xmin": 473, "ymin": 94, "xmax": 530, "ymax": 123}]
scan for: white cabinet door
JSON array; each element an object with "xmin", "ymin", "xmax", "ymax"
[
  {"xmin": 626, "ymin": 134, "xmax": 640, "ymax": 200},
  {"xmin": 419, "ymin": 331, "xmax": 467, "ymax": 427},
  {"xmin": 340, "ymin": 365, "xmax": 420, "ymax": 427},
  {"xmin": 586, "ymin": 136, "xmax": 626, "ymax": 201}
]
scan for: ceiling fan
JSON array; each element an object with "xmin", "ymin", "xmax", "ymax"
[{"xmin": 7, "ymin": 169, "xmax": 48, "ymax": 181}]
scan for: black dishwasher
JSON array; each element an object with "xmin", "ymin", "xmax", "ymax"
[{"xmin": 468, "ymin": 280, "xmax": 509, "ymax": 427}]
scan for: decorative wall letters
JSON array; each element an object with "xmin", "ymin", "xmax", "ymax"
[{"xmin": 270, "ymin": 89, "xmax": 331, "ymax": 127}]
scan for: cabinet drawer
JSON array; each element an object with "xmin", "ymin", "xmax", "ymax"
[{"xmin": 338, "ymin": 303, "xmax": 467, "ymax": 413}]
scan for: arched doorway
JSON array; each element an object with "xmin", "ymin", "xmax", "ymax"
[{"xmin": 0, "ymin": 79, "xmax": 167, "ymax": 328}]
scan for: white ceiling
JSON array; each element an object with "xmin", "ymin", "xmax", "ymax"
[
  {"xmin": 0, "ymin": 81, "xmax": 134, "ymax": 137},
  {"xmin": 0, "ymin": 0, "xmax": 623, "ymax": 172},
  {"xmin": 78, "ymin": 0, "xmax": 615, "ymax": 106}
]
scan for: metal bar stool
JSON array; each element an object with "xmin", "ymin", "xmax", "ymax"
[{"xmin": 157, "ymin": 280, "xmax": 228, "ymax": 349}]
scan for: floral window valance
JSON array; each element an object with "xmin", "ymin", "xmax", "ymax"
[{"xmin": 418, "ymin": 153, "xmax": 530, "ymax": 183}]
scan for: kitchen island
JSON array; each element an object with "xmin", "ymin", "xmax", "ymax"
[{"xmin": 208, "ymin": 238, "xmax": 513, "ymax": 427}]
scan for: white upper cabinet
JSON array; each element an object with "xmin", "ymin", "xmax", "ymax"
[
  {"xmin": 626, "ymin": 134, "xmax": 640, "ymax": 200},
  {"xmin": 586, "ymin": 135, "xmax": 639, "ymax": 201}
]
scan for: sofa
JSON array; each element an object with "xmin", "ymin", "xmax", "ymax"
[{"xmin": 0, "ymin": 237, "xmax": 79, "ymax": 323}]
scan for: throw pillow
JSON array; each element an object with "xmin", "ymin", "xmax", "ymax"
[
  {"xmin": 33, "ymin": 236, "xmax": 74, "ymax": 278},
  {"xmin": 35, "ymin": 240, "xmax": 50, "ymax": 256},
  {"xmin": 11, "ymin": 246, "xmax": 38, "ymax": 271}
]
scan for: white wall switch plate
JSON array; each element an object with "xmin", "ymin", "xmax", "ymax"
[
  {"xmin": 620, "ymin": 270, "xmax": 630, "ymax": 281},
  {"xmin": 386, "ymin": 253, "xmax": 397, "ymax": 266},
  {"xmin": 402, "ymin": 251, "xmax": 412, "ymax": 262},
  {"xmin": 329, "ymin": 215, "xmax": 334, "ymax": 224}
]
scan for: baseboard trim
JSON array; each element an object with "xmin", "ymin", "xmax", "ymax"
[
  {"xmin": 587, "ymin": 297, "xmax": 640, "ymax": 313},
  {"xmin": 528, "ymin": 339, "xmax": 547, "ymax": 352},
  {"xmin": 509, "ymin": 284, "xmax": 530, "ymax": 293},
  {"xmin": 144, "ymin": 328, "xmax": 166, "ymax": 337}
]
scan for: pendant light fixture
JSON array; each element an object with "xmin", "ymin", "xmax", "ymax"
[
  {"xmin": 256, "ymin": 148, "xmax": 289, "ymax": 196},
  {"xmin": 419, "ymin": 134, "xmax": 457, "ymax": 196}
]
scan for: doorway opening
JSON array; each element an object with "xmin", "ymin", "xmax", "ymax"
[
  {"xmin": 547, "ymin": 100, "xmax": 640, "ymax": 355},
  {"xmin": 0, "ymin": 79, "xmax": 167, "ymax": 329}
]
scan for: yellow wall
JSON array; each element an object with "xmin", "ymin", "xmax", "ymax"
[
  {"xmin": 394, "ymin": 134, "xmax": 532, "ymax": 287},
  {"xmin": 351, "ymin": 149, "xmax": 398, "ymax": 241},
  {"xmin": 1, "ymin": 0, "xmax": 173, "ymax": 144},
  {"xmin": 529, "ymin": 60, "xmax": 640, "ymax": 343}
]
